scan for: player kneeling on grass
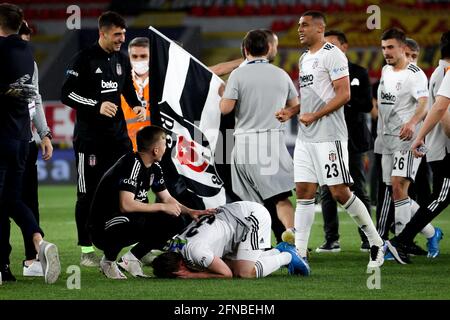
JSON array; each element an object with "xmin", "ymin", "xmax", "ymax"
[
  {"xmin": 88, "ymin": 126, "xmax": 213, "ymax": 279},
  {"xmin": 152, "ymin": 201, "xmax": 310, "ymax": 279}
]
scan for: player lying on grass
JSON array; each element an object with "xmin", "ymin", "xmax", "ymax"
[{"xmin": 152, "ymin": 201, "xmax": 310, "ymax": 279}]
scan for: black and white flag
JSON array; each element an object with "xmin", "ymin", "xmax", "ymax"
[{"xmin": 149, "ymin": 26, "xmax": 226, "ymax": 209}]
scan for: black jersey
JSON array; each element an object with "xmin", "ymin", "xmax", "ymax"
[
  {"xmin": 0, "ymin": 34, "xmax": 34, "ymax": 141},
  {"xmin": 89, "ymin": 152, "xmax": 166, "ymax": 228},
  {"xmin": 61, "ymin": 42, "xmax": 141, "ymax": 147}
]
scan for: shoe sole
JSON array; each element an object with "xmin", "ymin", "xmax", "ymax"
[
  {"xmin": 117, "ymin": 261, "xmax": 148, "ymax": 278},
  {"xmin": 80, "ymin": 260, "xmax": 100, "ymax": 267},
  {"xmin": 386, "ymin": 241, "xmax": 408, "ymax": 265},
  {"xmin": 315, "ymin": 248, "xmax": 341, "ymax": 253},
  {"xmin": 43, "ymin": 244, "xmax": 61, "ymax": 284}
]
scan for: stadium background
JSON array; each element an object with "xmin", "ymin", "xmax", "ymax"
[
  {"xmin": 3, "ymin": 0, "xmax": 450, "ymax": 302},
  {"xmin": 13, "ymin": 0, "xmax": 450, "ymax": 185}
]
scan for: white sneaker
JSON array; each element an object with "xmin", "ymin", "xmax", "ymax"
[
  {"xmin": 38, "ymin": 241, "xmax": 61, "ymax": 284},
  {"xmin": 117, "ymin": 251, "xmax": 148, "ymax": 278},
  {"xmin": 80, "ymin": 252, "xmax": 101, "ymax": 267},
  {"xmin": 367, "ymin": 243, "xmax": 386, "ymax": 268},
  {"xmin": 100, "ymin": 256, "xmax": 127, "ymax": 280},
  {"xmin": 23, "ymin": 260, "xmax": 44, "ymax": 277},
  {"xmin": 140, "ymin": 250, "xmax": 164, "ymax": 266}
]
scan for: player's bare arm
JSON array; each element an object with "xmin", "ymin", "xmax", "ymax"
[
  {"xmin": 209, "ymin": 58, "xmax": 244, "ymax": 76},
  {"xmin": 275, "ymin": 97, "xmax": 300, "ymax": 122},
  {"xmin": 118, "ymin": 190, "xmax": 181, "ymax": 216},
  {"xmin": 157, "ymin": 189, "xmax": 215, "ymax": 220},
  {"xmin": 400, "ymin": 96, "xmax": 428, "ymax": 141},
  {"xmin": 219, "ymin": 97, "xmax": 236, "ymax": 115},
  {"xmin": 412, "ymin": 95, "xmax": 450, "ymax": 157},
  {"xmin": 300, "ymin": 76, "xmax": 350, "ymax": 126}
]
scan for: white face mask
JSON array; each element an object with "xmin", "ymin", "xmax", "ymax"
[{"xmin": 131, "ymin": 60, "xmax": 149, "ymax": 76}]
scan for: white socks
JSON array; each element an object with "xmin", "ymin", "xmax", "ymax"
[
  {"xmin": 343, "ymin": 194, "xmax": 383, "ymax": 247},
  {"xmin": 254, "ymin": 252, "xmax": 291, "ymax": 278},
  {"xmin": 410, "ymin": 198, "xmax": 435, "ymax": 239},
  {"xmin": 394, "ymin": 198, "xmax": 411, "ymax": 235},
  {"xmin": 294, "ymin": 199, "xmax": 315, "ymax": 257}
]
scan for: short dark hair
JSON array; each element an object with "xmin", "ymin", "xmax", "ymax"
[
  {"xmin": 18, "ymin": 20, "xmax": 31, "ymax": 36},
  {"xmin": 151, "ymin": 251, "xmax": 183, "ymax": 278},
  {"xmin": 128, "ymin": 37, "xmax": 149, "ymax": 50},
  {"xmin": 440, "ymin": 30, "xmax": 450, "ymax": 59},
  {"xmin": 98, "ymin": 11, "xmax": 126, "ymax": 30},
  {"xmin": 136, "ymin": 126, "xmax": 166, "ymax": 152},
  {"xmin": 0, "ymin": 3, "xmax": 24, "ymax": 33},
  {"xmin": 324, "ymin": 30, "xmax": 348, "ymax": 45},
  {"xmin": 301, "ymin": 10, "xmax": 327, "ymax": 25},
  {"xmin": 381, "ymin": 27, "xmax": 406, "ymax": 44},
  {"xmin": 243, "ymin": 29, "xmax": 269, "ymax": 57},
  {"xmin": 405, "ymin": 38, "xmax": 420, "ymax": 52},
  {"xmin": 260, "ymin": 29, "xmax": 276, "ymax": 44}
]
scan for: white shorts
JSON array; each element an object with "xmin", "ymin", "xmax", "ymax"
[
  {"xmin": 226, "ymin": 202, "xmax": 271, "ymax": 261},
  {"xmin": 382, "ymin": 150, "xmax": 422, "ymax": 185},
  {"xmin": 293, "ymin": 139, "xmax": 353, "ymax": 186}
]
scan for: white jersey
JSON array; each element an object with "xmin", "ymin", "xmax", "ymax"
[
  {"xmin": 437, "ymin": 68, "xmax": 450, "ymax": 98},
  {"xmin": 377, "ymin": 63, "xmax": 429, "ymax": 153},
  {"xmin": 177, "ymin": 201, "xmax": 263, "ymax": 271},
  {"xmin": 297, "ymin": 42, "xmax": 349, "ymax": 142},
  {"xmin": 426, "ymin": 60, "xmax": 450, "ymax": 162}
]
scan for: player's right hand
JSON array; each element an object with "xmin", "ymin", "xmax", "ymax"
[
  {"xmin": 411, "ymin": 138, "xmax": 426, "ymax": 158},
  {"xmin": 275, "ymin": 108, "xmax": 291, "ymax": 122},
  {"xmin": 163, "ymin": 203, "xmax": 182, "ymax": 217},
  {"xmin": 100, "ymin": 101, "xmax": 118, "ymax": 117}
]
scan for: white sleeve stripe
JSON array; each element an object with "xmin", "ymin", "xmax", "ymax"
[
  {"xmin": 129, "ymin": 160, "xmax": 139, "ymax": 180},
  {"xmin": 69, "ymin": 93, "xmax": 97, "ymax": 105},
  {"xmin": 69, "ymin": 93, "xmax": 96, "ymax": 106},
  {"xmin": 70, "ymin": 92, "xmax": 97, "ymax": 104},
  {"xmin": 69, "ymin": 92, "xmax": 98, "ymax": 105},
  {"xmin": 132, "ymin": 162, "xmax": 141, "ymax": 180}
]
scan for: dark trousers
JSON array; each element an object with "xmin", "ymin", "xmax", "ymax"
[
  {"xmin": 408, "ymin": 156, "xmax": 432, "ymax": 207},
  {"xmin": 92, "ymin": 213, "xmax": 187, "ymax": 261},
  {"xmin": 320, "ymin": 151, "xmax": 371, "ymax": 243},
  {"xmin": 376, "ymin": 154, "xmax": 433, "ymax": 240},
  {"xmin": 263, "ymin": 200, "xmax": 285, "ymax": 243},
  {"xmin": 74, "ymin": 140, "xmax": 131, "ymax": 247},
  {"xmin": 397, "ymin": 155, "xmax": 450, "ymax": 244},
  {"xmin": 0, "ymin": 139, "xmax": 42, "ymax": 266},
  {"xmin": 21, "ymin": 141, "xmax": 40, "ymax": 260}
]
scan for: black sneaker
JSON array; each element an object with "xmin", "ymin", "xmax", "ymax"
[
  {"xmin": 315, "ymin": 240, "xmax": 341, "ymax": 253},
  {"xmin": 1, "ymin": 264, "xmax": 17, "ymax": 282},
  {"xmin": 360, "ymin": 241, "xmax": 370, "ymax": 252},
  {"xmin": 386, "ymin": 239, "xmax": 411, "ymax": 264},
  {"xmin": 406, "ymin": 242, "xmax": 427, "ymax": 256}
]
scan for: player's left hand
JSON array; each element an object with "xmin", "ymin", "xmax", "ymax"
[
  {"xmin": 174, "ymin": 269, "xmax": 192, "ymax": 278},
  {"xmin": 399, "ymin": 122, "xmax": 415, "ymax": 141},
  {"xmin": 299, "ymin": 113, "xmax": 317, "ymax": 126},
  {"xmin": 189, "ymin": 208, "xmax": 217, "ymax": 221},
  {"xmin": 40, "ymin": 136, "xmax": 53, "ymax": 161},
  {"xmin": 133, "ymin": 106, "xmax": 146, "ymax": 121}
]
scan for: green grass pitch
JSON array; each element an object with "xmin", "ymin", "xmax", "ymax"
[{"xmin": 2, "ymin": 185, "xmax": 450, "ymax": 300}]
